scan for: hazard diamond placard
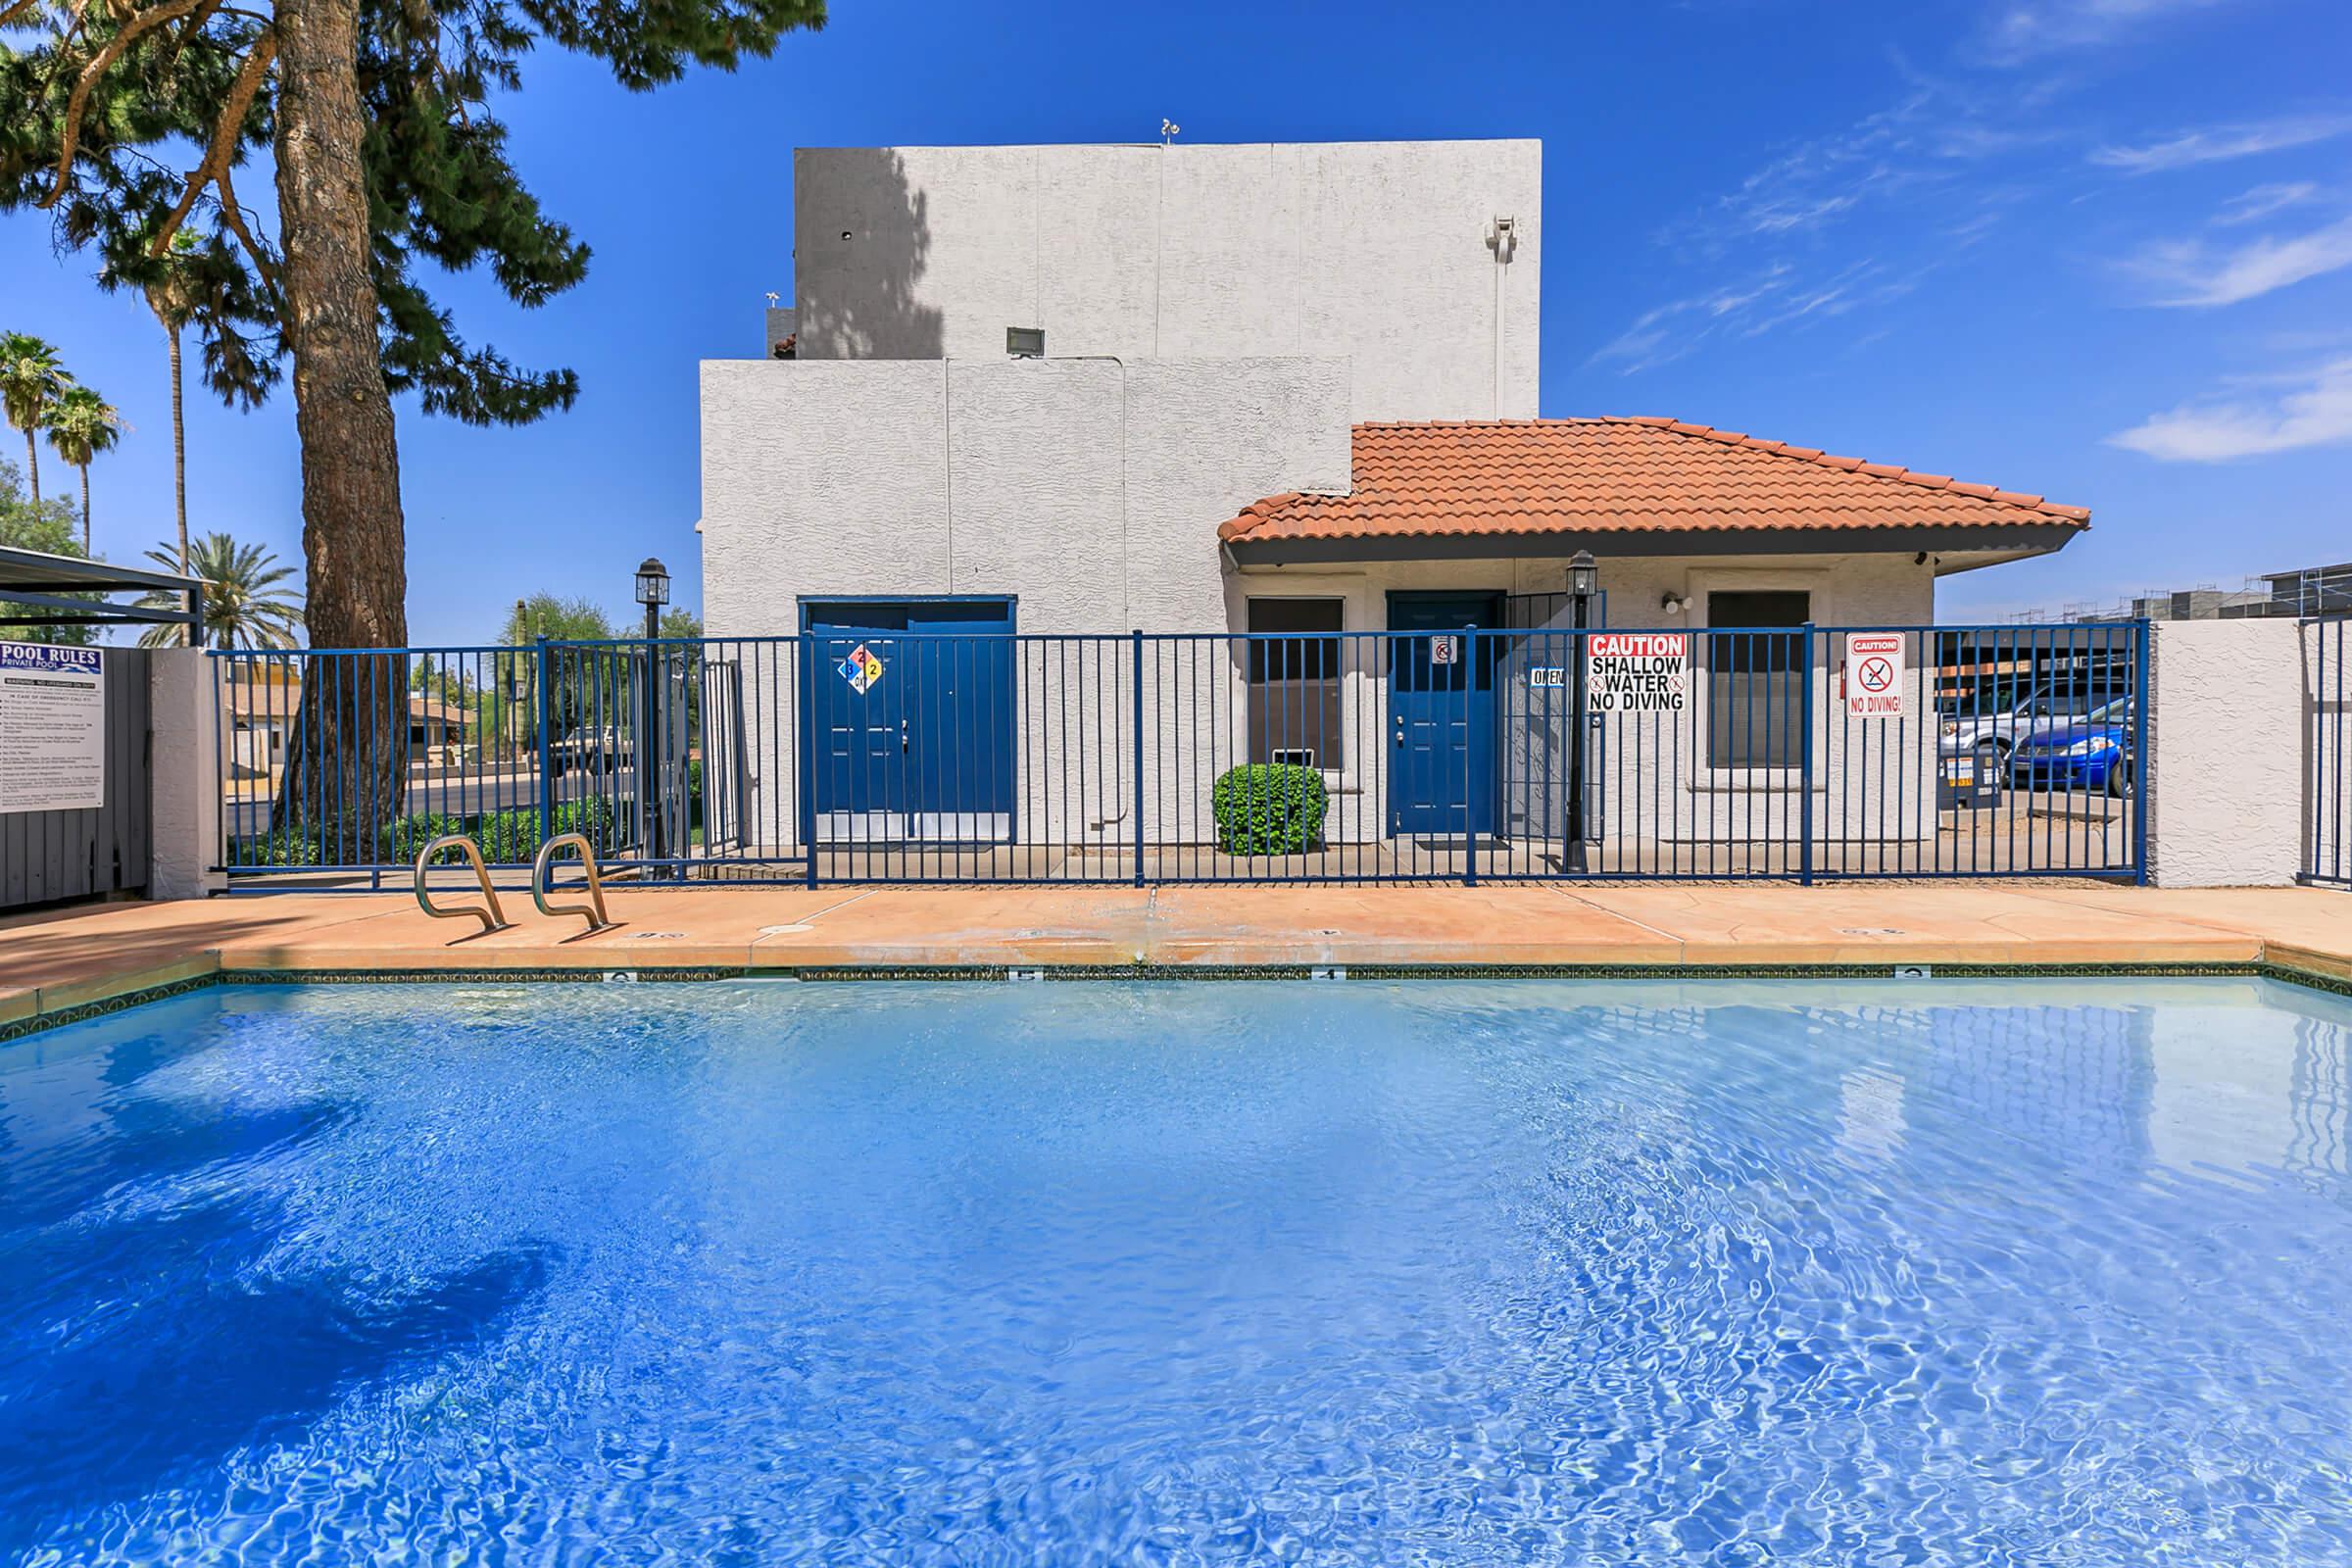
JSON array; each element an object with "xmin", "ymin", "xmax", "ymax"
[
  {"xmin": 1844, "ymin": 632, "xmax": 1906, "ymax": 719},
  {"xmin": 837, "ymin": 642, "xmax": 885, "ymax": 695}
]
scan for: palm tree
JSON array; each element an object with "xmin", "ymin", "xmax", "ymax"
[
  {"xmin": 0, "ymin": 333, "xmax": 73, "ymax": 506},
  {"xmin": 44, "ymin": 387, "xmax": 125, "ymax": 554},
  {"xmin": 143, "ymin": 235, "xmax": 204, "ymax": 601},
  {"xmin": 136, "ymin": 532, "xmax": 303, "ymax": 650},
  {"xmin": 105, "ymin": 230, "xmax": 279, "ymax": 644}
]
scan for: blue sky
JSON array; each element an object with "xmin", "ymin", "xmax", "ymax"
[{"xmin": 5, "ymin": 0, "xmax": 2348, "ymax": 642}]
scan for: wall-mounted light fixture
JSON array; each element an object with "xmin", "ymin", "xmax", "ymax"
[{"xmin": 1006, "ymin": 326, "xmax": 1046, "ymax": 359}]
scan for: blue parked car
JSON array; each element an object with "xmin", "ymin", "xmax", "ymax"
[{"xmin": 2009, "ymin": 695, "xmax": 2134, "ymax": 797}]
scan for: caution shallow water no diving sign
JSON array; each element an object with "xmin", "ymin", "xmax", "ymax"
[
  {"xmin": 1586, "ymin": 633, "xmax": 1689, "ymax": 713},
  {"xmin": 1844, "ymin": 632, "xmax": 1907, "ymax": 719}
]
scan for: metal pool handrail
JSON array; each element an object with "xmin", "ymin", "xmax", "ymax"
[
  {"xmin": 414, "ymin": 835, "xmax": 511, "ymax": 934},
  {"xmin": 533, "ymin": 832, "xmax": 615, "ymax": 935}
]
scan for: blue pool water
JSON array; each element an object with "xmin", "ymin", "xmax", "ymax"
[{"xmin": 5, "ymin": 979, "xmax": 2352, "ymax": 1564}]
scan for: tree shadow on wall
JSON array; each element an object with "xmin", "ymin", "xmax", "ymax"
[{"xmin": 798, "ymin": 148, "xmax": 946, "ymax": 359}]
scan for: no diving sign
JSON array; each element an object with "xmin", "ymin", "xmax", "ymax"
[
  {"xmin": 1587, "ymin": 632, "xmax": 1689, "ymax": 713},
  {"xmin": 1845, "ymin": 633, "xmax": 1907, "ymax": 719}
]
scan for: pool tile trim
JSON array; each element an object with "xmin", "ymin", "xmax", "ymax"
[{"xmin": 7, "ymin": 956, "xmax": 2348, "ymax": 1044}]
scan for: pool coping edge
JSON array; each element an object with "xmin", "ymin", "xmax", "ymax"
[{"xmin": 6, "ymin": 954, "xmax": 2349, "ymax": 1042}]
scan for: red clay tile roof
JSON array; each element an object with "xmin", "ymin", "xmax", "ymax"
[{"xmin": 1217, "ymin": 418, "xmax": 2092, "ymax": 545}]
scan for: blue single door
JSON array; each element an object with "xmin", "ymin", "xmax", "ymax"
[
  {"xmin": 905, "ymin": 612, "xmax": 1015, "ymax": 839},
  {"xmin": 808, "ymin": 623, "xmax": 909, "ymax": 818},
  {"xmin": 1389, "ymin": 593, "xmax": 1500, "ymax": 838}
]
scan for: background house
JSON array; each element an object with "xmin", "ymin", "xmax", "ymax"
[{"xmin": 699, "ymin": 138, "xmax": 2089, "ymax": 860}]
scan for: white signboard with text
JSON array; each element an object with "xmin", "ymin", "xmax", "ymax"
[
  {"xmin": 1844, "ymin": 632, "xmax": 1907, "ymax": 720},
  {"xmin": 0, "ymin": 645, "xmax": 106, "ymax": 813},
  {"xmin": 1586, "ymin": 633, "xmax": 1689, "ymax": 713}
]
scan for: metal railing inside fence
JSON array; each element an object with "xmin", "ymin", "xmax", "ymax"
[
  {"xmin": 2311, "ymin": 615, "xmax": 2350, "ymax": 889},
  {"xmin": 213, "ymin": 621, "xmax": 2148, "ymax": 888}
]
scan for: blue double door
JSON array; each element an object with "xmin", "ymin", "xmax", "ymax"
[
  {"xmin": 1389, "ymin": 592, "xmax": 1501, "ymax": 839},
  {"xmin": 805, "ymin": 600, "xmax": 1014, "ymax": 841}
]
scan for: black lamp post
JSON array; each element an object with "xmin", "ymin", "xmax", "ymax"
[
  {"xmin": 504, "ymin": 661, "xmax": 524, "ymax": 763},
  {"xmin": 1565, "ymin": 550, "xmax": 1598, "ymax": 874},
  {"xmin": 635, "ymin": 558, "xmax": 669, "ymax": 639},
  {"xmin": 634, "ymin": 558, "xmax": 670, "ymax": 869}
]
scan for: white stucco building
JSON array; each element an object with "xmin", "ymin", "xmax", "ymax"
[{"xmin": 698, "ymin": 138, "xmax": 2091, "ymax": 867}]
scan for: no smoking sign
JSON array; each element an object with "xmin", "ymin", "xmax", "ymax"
[{"xmin": 1844, "ymin": 633, "xmax": 1907, "ymax": 720}]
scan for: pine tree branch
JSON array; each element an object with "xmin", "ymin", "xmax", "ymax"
[
  {"xmin": 213, "ymin": 162, "xmax": 279, "ymax": 295},
  {"xmin": 152, "ymin": 27, "xmax": 273, "ymax": 253},
  {"xmin": 163, "ymin": 0, "xmax": 229, "ymax": 66},
  {"xmin": 23, "ymin": 0, "xmax": 98, "ymax": 65},
  {"xmin": 40, "ymin": 0, "xmax": 213, "ymax": 207}
]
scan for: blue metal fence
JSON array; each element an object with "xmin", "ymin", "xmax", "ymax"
[
  {"xmin": 212, "ymin": 620, "xmax": 2147, "ymax": 889},
  {"xmin": 2311, "ymin": 615, "xmax": 2350, "ymax": 889}
]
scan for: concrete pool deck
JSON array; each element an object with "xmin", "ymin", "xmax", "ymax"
[{"xmin": 5, "ymin": 882, "xmax": 2352, "ymax": 1034}]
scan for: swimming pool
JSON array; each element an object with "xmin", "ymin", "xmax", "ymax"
[{"xmin": 5, "ymin": 977, "xmax": 2350, "ymax": 1563}]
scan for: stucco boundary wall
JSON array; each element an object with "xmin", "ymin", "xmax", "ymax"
[
  {"xmin": 2145, "ymin": 619, "xmax": 2305, "ymax": 889},
  {"xmin": 147, "ymin": 648, "xmax": 224, "ymax": 900}
]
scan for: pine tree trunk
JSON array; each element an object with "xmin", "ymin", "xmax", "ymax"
[
  {"xmin": 168, "ymin": 321, "xmax": 190, "ymax": 645},
  {"xmin": 271, "ymin": 0, "xmax": 410, "ymax": 864}
]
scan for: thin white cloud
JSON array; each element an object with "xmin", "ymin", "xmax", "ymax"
[
  {"xmin": 1589, "ymin": 262, "xmax": 1922, "ymax": 373},
  {"xmin": 2090, "ymin": 114, "xmax": 2352, "ymax": 173},
  {"xmin": 1983, "ymin": 0, "xmax": 2232, "ymax": 64},
  {"xmin": 1611, "ymin": 68, "xmax": 2065, "ymax": 374},
  {"xmin": 2124, "ymin": 212, "xmax": 2352, "ymax": 307},
  {"xmin": 2110, "ymin": 358, "xmax": 2352, "ymax": 461},
  {"xmin": 2215, "ymin": 181, "xmax": 2320, "ymax": 225},
  {"xmin": 1694, "ymin": 113, "xmax": 1915, "ymax": 245},
  {"xmin": 1589, "ymin": 270, "xmax": 1796, "ymax": 373},
  {"xmin": 1664, "ymin": 74, "xmax": 2071, "ymax": 260}
]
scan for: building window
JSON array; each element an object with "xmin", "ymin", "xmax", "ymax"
[
  {"xmin": 1706, "ymin": 589, "xmax": 1809, "ymax": 768},
  {"xmin": 1247, "ymin": 599, "xmax": 1345, "ymax": 767}
]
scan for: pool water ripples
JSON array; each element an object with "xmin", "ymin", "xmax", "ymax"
[{"xmin": 1, "ymin": 978, "xmax": 2349, "ymax": 1564}]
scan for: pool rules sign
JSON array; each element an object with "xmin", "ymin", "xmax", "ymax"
[
  {"xmin": 1844, "ymin": 632, "xmax": 1908, "ymax": 719},
  {"xmin": 0, "ymin": 645, "xmax": 105, "ymax": 812},
  {"xmin": 1586, "ymin": 633, "xmax": 1689, "ymax": 712}
]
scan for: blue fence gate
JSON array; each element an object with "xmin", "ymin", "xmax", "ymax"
[
  {"xmin": 2311, "ymin": 614, "xmax": 2350, "ymax": 889},
  {"xmin": 211, "ymin": 620, "xmax": 2149, "ymax": 890}
]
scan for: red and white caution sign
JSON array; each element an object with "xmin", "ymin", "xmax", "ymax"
[
  {"xmin": 1844, "ymin": 632, "xmax": 1907, "ymax": 719},
  {"xmin": 1587, "ymin": 632, "xmax": 1689, "ymax": 713}
]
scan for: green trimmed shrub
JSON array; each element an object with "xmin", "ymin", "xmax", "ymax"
[
  {"xmin": 1211, "ymin": 763, "xmax": 1328, "ymax": 856},
  {"xmin": 247, "ymin": 824, "xmax": 323, "ymax": 866},
  {"xmin": 251, "ymin": 797, "xmax": 630, "ymax": 870},
  {"xmin": 376, "ymin": 796, "xmax": 615, "ymax": 865},
  {"xmin": 381, "ymin": 811, "xmax": 463, "ymax": 864}
]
